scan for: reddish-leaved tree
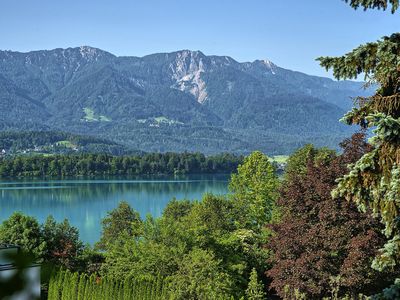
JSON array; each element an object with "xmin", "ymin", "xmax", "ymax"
[{"xmin": 267, "ymin": 133, "xmax": 398, "ymax": 298}]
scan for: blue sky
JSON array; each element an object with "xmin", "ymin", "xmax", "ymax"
[{"xmin": 1, "ymin": 0, "xmax": 398, "ymax": 77}]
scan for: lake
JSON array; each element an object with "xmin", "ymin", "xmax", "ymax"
[{"xmin": 0, "ymin": 174, "xmax": 230, "ymax": 244}]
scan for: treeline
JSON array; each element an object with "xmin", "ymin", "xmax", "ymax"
[
  {"xmin": 1, "ymin": 135, "xmax": 400, "ymax": 299},
  {"xmin": 0, "ymin": 131, "xmax": 116, "ymax": 150},
  {"xmin": 0, "ymin": 152, "xmax": 243, "ymax": 177},
  {"xmin": 0, "ymin": 131, "xmax": 133, "ymax": 156},
  {"xmin": 48, "ymin": 270, "xmax": 168, "ymax": 300}
]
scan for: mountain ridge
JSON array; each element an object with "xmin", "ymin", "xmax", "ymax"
[{"xmin": 0, "ymin": 46, "xmax": 372, "ymax": 154}]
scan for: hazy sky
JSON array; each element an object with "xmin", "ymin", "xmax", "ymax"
[{"xmin": 1, "ymin": 0, "xmax": 399, "ymax": 77}]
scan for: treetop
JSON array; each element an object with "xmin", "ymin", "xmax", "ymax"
[{"xmin": 344, "ymin": 0, "xmax": 399, "ymax": 13}]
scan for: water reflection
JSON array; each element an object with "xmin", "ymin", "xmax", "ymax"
[{"xmin": 0, "ymin": 174, "xmax": 229, "ymax": 244}]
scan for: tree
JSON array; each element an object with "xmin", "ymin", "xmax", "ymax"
[
  {"xmin": 168, "ymin": 248, "xmax": 232, "ymax": 300},
  {"xmin": 0, "ymin": 212, "xmax": 87, "ymax": 274},
  {"xmin": 319, "ymin": 0, "xmax": 400, "ymax": 296},
  {"xmin": 42, "ymin": 216, "xmax": 83, "ymax": 269},
  {"xmin": 101, "ymin": 151, "xmax": 280, "ymax": 298},
  {"xmin": 97, "ymin": 201, "xmax": 142, "ymax": 250},
  {"xmin": 162, "ymin": 198, "xmax": 193, "ymax": 221},
  {"xmin": 371, "ymin": 279, "xmax": 400, "ymax": 299},
  {"xmin": 267, "ymin": 134, "xmax": 396, "ymax": 298},
  {"xmin": 0, "ymin": 212, "xmax": 46, "ymax": 258},
  {"xmin": 229, "ymin": 151, "xmax": 279, "ymax": 229},
  {"xmin": 245, "ymin": 268, "xmax": 265, "ymax": 300},
  {"xmin": 284, "ymin": 144, "xmax": 335, "ymax": 180},
  {"xmin": 102, "ymin": 192, "xmax": 269, "ymax": 298},
  {"xmin": 318, "ymin": 32, "xmax": 400, "ymax": 270},
  {"xmin": 343, "ymin": 0, "xmax": 399, "ymax": 12},
  {"xmin": 77, "ymin": 274, "xmax": 87, "ymax": 300}
]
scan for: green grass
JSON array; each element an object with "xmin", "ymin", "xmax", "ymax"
[
  {"xmin": 41, "ymin": 153, "xmax": 54, "ymax": 157},
  {"xmin": 83, "ymin": 107, "xmax": 96, "ymax": 121},
  {"xmin": 55, "ymin": 140, "xmax": 79, "ymax": 149},
  {"xmin": 271, "ymin": 155, "xmax": 289, "ymax": 163},
  {"xmin": 136, "ymin": 116, "xmax": 184, "ymax": 126},
  {"xmin": 82, "ymin": 107, "xmax": 111, "ymax": 122},
  {"xmin": 154, "ymin": 116, "xmax": 184, "ymax": 125},
  {"xmin": 99, "ymin": 115, "xmax": 111, "ymax": 122},
  {"xmin": 56, "ymin": 140, "xmax": 74, "ymax": 147},
  {"xmin": 154, "ymin": 116, "xmax": 168, "ymax": 123}
]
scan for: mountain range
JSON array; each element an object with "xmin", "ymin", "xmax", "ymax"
[{"xmin": 0, "ymin": 46, "xmax": 371, "ymax": 154}]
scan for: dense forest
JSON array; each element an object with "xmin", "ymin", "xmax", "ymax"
[
  {"xmin": 1, "ymin": 133, "xmax": 399, "ymax": 299},
  {"xmin": 2, "ymin": 0, "xmax": 400, "ymax": 299},
  {"xmin": 0, "ymin": 152, "xmax": 243, "ymax": 177},
  {"xmin": 0, "ymin": 131, "xmax": 134, "ymax": 156}
]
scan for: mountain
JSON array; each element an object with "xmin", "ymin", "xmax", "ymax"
[{"xmin": 0, "ymin": 46, "xmax": 372, "ymax": 154}]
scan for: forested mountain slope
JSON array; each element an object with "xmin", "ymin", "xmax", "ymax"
[{"xmin": 0, "ymin": 46, "xmax": 371, "ymax": 154}]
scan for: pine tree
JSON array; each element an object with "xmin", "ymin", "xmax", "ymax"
[
  {"xmin": 107, "ymin": 277, "xmax": 114, "ymax": 300},
  {"xmin": 47, "ymin": 271, "xmax": 60, "ymax": 300},
  {"xmin": 344, "ymin": 0, "xmax": 399, "ymax": 13},
  {"xmin": 133, "ymin": 279, "xmax": 142, "ymax": 300},
  {"xmin": 70, "ymin": 272, "xmax": 79, "ymax": 299},
  {"xmin": 60, "ymin": 270, "xmax": 72, "ymax": 300},
  {"xmin": 160, "ymin": 278, "xmax": 169, "ymax": 300},
  {"xmin": 245, "ymin": 268, "xmax": 265, "ymax": 300},
  {"xmin": 123, "ymin": 277, "xmax": 132, "ymax": 299},
  {"xmin": 155, "ymin": 275, "xmax": 164, "ymax": 299},
  {"xmin": 57, "ymin": 270, "xmax": 66, "ymax": 299},
  {"xmin": 99, "ymin": 276, "xmax": 107, "ymax": 300},
  {"xmin": 77, "ymin": 273, "xmax": 87, "ymax": 300},
  {"xmin": 84, "ymin": 274, "xmax": 94, "ymax": 300},
  {"xmin": 93, "ymin": 276, "xmax": 101, "ymax": 300},
  {"xmin": 89, "ymin": 274, "xmax": 97, "ymax": 300},
  {"xmin": 318, "ymin": 32, "xmax": 400, "ymax": 271},
  {"xmin": 117, "ymin": 280, "xmax": 124, "ymax": 300},
  {"xmin": 143, "ymin": 281, "xmax": 150, "ymax": 300}
]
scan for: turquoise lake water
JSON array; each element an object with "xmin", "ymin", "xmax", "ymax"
[{"xmin": 0, "ymin": 174, "xmax": 229, "ymax": 244}]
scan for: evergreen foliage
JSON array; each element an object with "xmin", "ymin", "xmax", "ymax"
[
  {"xmin": 315, "ymin": 1, "xmax": 400, "ymax": 296},
  {"xmin": 0, "ymin": 152, "xmax": 243, "ymax": 177},
  {"xmin": 0, "ymin": 131, "xmax": 131, "ymax": 156},
  {"xmin": 46, "ymin": 269, "xmax": 169, "ymax": 300},
  {"xmin": 245, "ymin": 268, "xmax": 266, "ymax": 300},
  {"xmin": 371, "ymin": 279, "xmax": 400, "ymax": 299},
  {"xmin": 344, "ymin": 0, "xmax": 399, "ymax": 13},
  {"xmin": 318, "ymin": 32, "xmax": 400, "ymax": 270}
]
